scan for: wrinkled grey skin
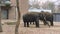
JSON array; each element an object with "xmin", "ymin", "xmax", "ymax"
[{"xmin": 23, "ymin": 13, "xmax": 39, "ymax": 27}]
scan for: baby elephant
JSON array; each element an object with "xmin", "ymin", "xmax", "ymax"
[{"xmin": 23, "ymin": 13, "xmax": 39, "ymax": 27}]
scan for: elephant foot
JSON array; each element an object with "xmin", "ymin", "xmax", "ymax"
[
  {"xmin": 24, "ymin": 22, "xmax": 26, "ymax": 27},
  {"xmin": 44, "ymin": 23, "xmax": 47, "ymax": 25},
  {"xmin": 43, "ymin": 21, "xmax": 47, "ymax": 25},
  {"xmin": 36, "ymin": 26, "xmax": 39, "ymax": 28},
  {"xmin": 27, "ymin": 26, "xmax": 29, "ymax": 27},
  {"xmin": 36, "ymin": 25, "xmax": 39, "ymax": 28},
  {"xmin": 0, "ymin": 31, "xmax": 3, "ymax": 32},
  {"xmin": 36, "ymin": 24, "xmax": 39, "ymax": 28},
  {"xmin": 51, "ymin": 23, "xmax": 54, "ymax": 26},
  {"xmin": 24, "ymin": 26, "xmax": 26, "ymax": 27},
  {"xmin": 24, "ymin": 24, "xmax": 26, "ymax": 27}
]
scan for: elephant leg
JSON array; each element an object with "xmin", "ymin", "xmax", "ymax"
[
  {"xmin": 43, "ymin": 17, "xmax": 47, "ymax": 25},
  {"xmin": 43, "ymin": 18, "xmax": 50, "ymax": 27},
  {"xmin": 27, "ymin": 22, "xmax": 29, "ymax": 27},
  {"xmin": 43, "ymin": 20, "xmax": 47, "ymax": 25},
  {"xmin": 50, "ymin": 21, "xmax": 54, "ymax": 26},
  {"xmin": 33, "ymin": 22, "xmax": 35, "ymax": 24},
  {"xmin": 46, "ymin": 21, "xmax": 50, "ymax": 27},
  {"xmin": 24, "ymin": 22, "xmax": 26, "ymax": 27},
  {"xmin": 43, "ymin": 22, "xmax": 47, "ymax": 25},
  {"xmin": 35, "ymin": 20, "xmax": 39, "ymax": 27},
  {"xmin": 43, "ymin": 20, "xmax": 50, "ymax": 27}
]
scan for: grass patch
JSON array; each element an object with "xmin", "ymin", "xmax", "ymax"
[{"xmin": 5, "ymin": 22, "xmax": 16, "ymax": 25}]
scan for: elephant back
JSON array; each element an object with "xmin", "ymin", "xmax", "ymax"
[{"xmin": 23, "ymin": 13, "xmax": 39, "ymax": 22}]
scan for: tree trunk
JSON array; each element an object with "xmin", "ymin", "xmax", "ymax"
[
  {"xmin": 0, "ymin": 6, "xmax": 3, "ymax": 32},
  {"xmin": 15, "ymin": 0, "xmax": 20, "ymax": 34}
]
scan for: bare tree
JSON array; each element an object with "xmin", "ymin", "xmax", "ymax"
[
  {"xmin": 42, "ymin": 1, "xmax": 55, "ymax": 12},
  {"xmin": 15, "ymin": 0, "xmax": 20, "ymax": 34},
  {"xmin": 29, "ymin": 0, "xmax": 40, "ymax": 9},
  {"xmin": 57, "ymin": 3, "xmax": 60, "ymax": 12},
  {"xmin": 32, "ymin": 3, "xmax": 40, "ymax": 9},
  {"xmin": 0, "ymin": 0, "xmax": 3, "ymax": 32}
]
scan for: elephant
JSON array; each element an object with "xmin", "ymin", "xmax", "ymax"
[
  {"xmin": 23, "ymin": 13, "xmax": 39, "ymax": 27},
  {"xmin": 30, "ymin": 11, "xmax": 54, "ymax": 27},
  {"xmin": 44, "ymin": 12, "xmax": 53, "ymax": 26},
  {"xmin": 38, "ymin": 11, "xmax": 54, "ymax": 26}
]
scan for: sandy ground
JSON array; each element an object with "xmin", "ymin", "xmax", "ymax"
[{"xmin": 0, "ymin": 20, "xmax": 60, "ymax": 34}]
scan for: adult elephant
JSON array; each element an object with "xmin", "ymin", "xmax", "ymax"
[
  {"xmin": 44, "ymin": 12, "xmax": 53, "ymax": 26},
  {"xmin": 38, "ymin": 11, "xmax": 54, "ymax": 26},
  {"xmin": 23, "ymin": 13, "xmax": 39, "ymax": 27}
]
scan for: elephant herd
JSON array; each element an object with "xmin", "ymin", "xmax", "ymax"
[{"xmin": 23, "ymin": 11, "xmax": 54, "ymax": 28}]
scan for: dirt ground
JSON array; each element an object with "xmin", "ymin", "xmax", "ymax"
[{"xmin": 0, "ymin": 20, "xmax": 60, "ymax": 34}]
